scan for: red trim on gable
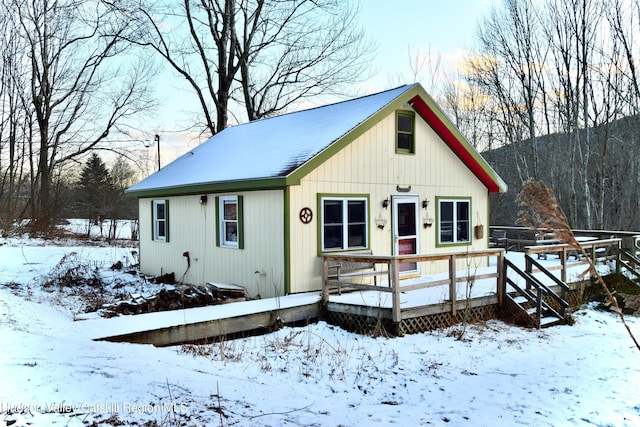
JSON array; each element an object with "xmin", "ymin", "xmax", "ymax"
[{"xmin": 409, "ymin": 95, "xmax": 501, "ymax": 193}]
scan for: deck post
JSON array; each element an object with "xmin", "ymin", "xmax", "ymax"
[
  {"xmin": 449, "ymin": 254, "xmax": 457, "ymax": 316},
  {"xmin": 497, "ymin": 250, "xmax": 504, "ymax": 306},
  {"xmin": 560, "ymin": 248, "xmax": 567, "ymax": 283},
  {"xmin": 391, "ymin": 258, "xmax": 401, "ymax": 323},
  {"xmin": 322, "ymin": 257, "xmax": 329, "ymax": 301}
]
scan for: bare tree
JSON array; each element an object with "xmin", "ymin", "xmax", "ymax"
[
  {"xmin": 606, "ymin": 0, "xmax": 640, "ymax": 115},
  {"xmin": 473, "ymin": 0, "xmax": 548, "ymax": 180},
  {"xmin": 4, "ymin": 0, "xmax": 155, "ymax": 232},
  {"xmin": 123, "ymin": 0, "xmax": 374, "ymax": 135},
  {"xmin": 0, "ymin": 6, "xmax": 33, "ymax": 226},
  {"xmin": 543, "ymin": 0, "xmax": 608, "ymax": 228},
  {"xmin": 468, "ymin": 0, "xmax": 640, "ymax": 230},
  {"xmin": 441, "ymin": 70, "xmax": 496, "ymax": 152}
]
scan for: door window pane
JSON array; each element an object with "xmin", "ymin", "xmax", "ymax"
[{"xmin": 397, "ymin": 202, "xmax": 416, "ymax": 236}]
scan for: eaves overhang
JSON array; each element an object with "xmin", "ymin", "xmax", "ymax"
[
  {"xmin": 125, "ymin": 177, "xmax": 288, "ymax": 198},
  {"xmin": 408, "ymin": 93, "xmax": 508, "ymax": 193}
]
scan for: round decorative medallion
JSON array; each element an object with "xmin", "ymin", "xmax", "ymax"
[{"xmin": 299, "ymin": 207, "xmax": 313, "ymax": 224}]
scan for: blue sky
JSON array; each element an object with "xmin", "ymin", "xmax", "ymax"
[
  {"xmin": 143, "ymin": 0, "xmax": 496, "ymax": 166},
  {"xmin": 358, "ymin": 0, "xmax": 495, "ymax": 89}
]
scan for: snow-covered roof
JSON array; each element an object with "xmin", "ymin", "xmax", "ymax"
[{"xmin": 127, "ymin": 83, "xmax": 506, "ymax": 196}]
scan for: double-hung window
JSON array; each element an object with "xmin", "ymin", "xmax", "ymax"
[
  {"xmin": 438, "ymin": 198, "xmax": 470, "ymax": 245},
  {"xmin": 396, "ymin": 110, "xmax": 415, "ymax": 154},
  {"xmin": 321, "ymin": 196, "xmax": 368, "ymax": 251},
  {"xmin": 217, "ymin": 195, "xmax": 244, "ymax": 249},
  {"xmin": 152, "ymin": 199, "xmax": 168, "ymax": 241}
]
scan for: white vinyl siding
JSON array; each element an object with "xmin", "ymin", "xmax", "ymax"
[{"xmin": 139, "ymin": 191, "xmax": 282, "ymax": 298}]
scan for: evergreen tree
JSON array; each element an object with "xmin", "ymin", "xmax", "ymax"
[{"xmin": 76, "ymin": 153, "xmax": 113, "ymax": 222}]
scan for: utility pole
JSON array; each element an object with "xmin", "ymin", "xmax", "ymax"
[{"xmin": 155, "ymin": 134, "xmax": 160, "ymax": 170}]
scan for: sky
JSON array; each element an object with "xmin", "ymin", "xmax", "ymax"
[
  {"xmin": 357, "ymin": 0, "xmax": 494, "ymax": 90},
  {"xmin": 142, "ymin": 0, "xmax": 497, "ymax": 170}
]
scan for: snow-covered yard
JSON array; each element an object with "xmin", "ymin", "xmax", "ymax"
[{"xmin": 1, "ymin": 228, "xmax": 639, "ymax": 426}]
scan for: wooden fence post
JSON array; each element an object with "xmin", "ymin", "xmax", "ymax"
[
  {"xmin": 449, "ymin": 254, "xmax": 457, "ymax": 316},
  {"xmin": 497, "ymin": 250, "xmax": 505, "ymax": 306},
  {"xmin": 322, "ymin": 257, "xmax": 329, "ymax": 302},
  {"xmin": 560, "ymin": 248, "xmax": 567, "ymax": 283},
  {"xmin": 391, "ymin": 258, "xmax": 401, "ymax": 323}
]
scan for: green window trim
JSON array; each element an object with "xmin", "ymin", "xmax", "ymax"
[
  {"xmin": 436, "ymin": 197, "xmax": 471, "ymax": 248},
  {"xmin": 216, "ymin": 195, "xmax": 244, "ymax": 249},
  {"xmin": 396, "ymin": 110, "xmax": 415, "ymax": 154},
  {"xmin": 151, "ymin": 199, "xmax": 169, "ymax": 242},
  {"xmin": 317, "ymin": 193, "xmax": 370, "ymax": 254}
]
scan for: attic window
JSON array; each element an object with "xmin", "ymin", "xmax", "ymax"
[{"xmin": 396, "ymin": 110, "xmax": 415, "ymax": 154}]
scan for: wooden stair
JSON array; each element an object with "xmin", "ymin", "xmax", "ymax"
[
  {"xmin": 504, "ymin": 293, "xmax": 565, "ymax": 329},
  {"xmin": 503, "ymin": 256, "xmax": 570, "ymax": 329}
]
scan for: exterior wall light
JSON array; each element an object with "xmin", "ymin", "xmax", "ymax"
[
  {"xmin": 382, "ymin": 198, "xmax": 390, "ymax": 209},
  {"xmin": 376, "ymin": 217, "xmax": 387, "ymax": 229}
]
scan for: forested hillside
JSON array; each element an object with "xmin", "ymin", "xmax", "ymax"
[
  {"xmin": 440, "ymin": 0, "xmax": 640, "ymax": 232},
  {"xmin": 483, "ymin": 114, "xmax": 640, "ymax": 230}
]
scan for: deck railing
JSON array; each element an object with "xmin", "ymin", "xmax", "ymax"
[
  {"xmin": 322, "ymin": 238, "xmax": 626, "ymax": 324},
  {"xmin": 523, "ymin": 238, "xmax": 621, "ymax": 283},
  {"xmin": 322, "ymin": 249, "xmax": 505, "ymax": 323}
]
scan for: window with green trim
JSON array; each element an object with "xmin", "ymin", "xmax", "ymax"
[
  {"xmin": 396, "ymin": 110, "xmax": 415, "ymax": 153},
  {"xmin": 152, "ymin": 199, "xmax": 168, "ymax": 241},
  {"xmin": 217, "ymin": 195, "xmax": 244, "ymax": 249},
  {"xmin": 438, "ymin": 199, "xmax": 470, "ymax": 244},
  {"xmin": 321, "ymin": 197, "xmax": 367, "ymax": 251}
]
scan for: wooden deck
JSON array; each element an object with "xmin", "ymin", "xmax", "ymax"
[
  {"xmin": 87, "ymin": 234, "xmax": 637, "ymax": 345},
  {"xmin": 322, "ymin": 237, "xmax": 628, "ymax": 335},
  {"xmin": 322, "ymin": 249, "xmax": 505, "ymax": 335}
]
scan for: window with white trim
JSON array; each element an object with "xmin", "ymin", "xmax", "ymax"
[
  {"xmin": 152, "ymin": 199, "xmax": 168, "ymax": 241},
  {"xmin": 321, "ymin": 197, "xmax": 368, "ymax": 251},
  {"xmin": 219, "ymin": 195, "xmax": 239, "ymax": 248},
  {"xmin": 438, "ymin": 199, "xmax": 470, "ymax": 244}
]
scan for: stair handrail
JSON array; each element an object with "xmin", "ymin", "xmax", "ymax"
[
  {"xmin": 503, "ymin": 258, "xmax": 569, "ymax": 325},
  {"xmin": 618, "ymin": 248, "xmax": 640, "ymax": 281},
  {"xmin": 620, "ymin": 248, "xmax": 640, "ymax": 267},
  {"xmin": 525, "ymin": 254, "xmax": 570, "ymax": 300},
  {"xmin": 507, "ymin": 258, "xmax": 569, "ymax": 310}
]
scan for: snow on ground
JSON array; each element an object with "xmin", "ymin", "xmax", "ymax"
[{"xmin": 1, "ymin": 232, "xmax": 640, "ymax": 426}]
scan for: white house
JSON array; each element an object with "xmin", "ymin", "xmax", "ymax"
[{"xmin": 126, "ymin": 83, "xmax": 507, "ymax": 298}]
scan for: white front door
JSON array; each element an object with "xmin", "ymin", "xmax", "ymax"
[{"xmin": 393, "ymin": 197, "xmax": 419, "ymax": 275}]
